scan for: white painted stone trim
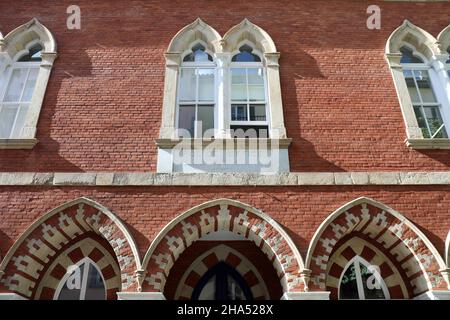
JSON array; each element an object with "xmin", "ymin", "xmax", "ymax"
[
  {"xmin": 117, "ymin": 292, "xmax": 166, "ymax": 300},
  {"xmin": 281, "ymin": 291, "xmax": 330, "ymax": 300},
  {"xmin": 413, "ymin": 290, "xmax": 450, "ymax": 300},
  {"xmin": 0, "ymin": 172, "xmax": 450, "ymax": 186},
  {"xmin": 0, "ymin": 293, "xmax": 27, "ymax": 300}
]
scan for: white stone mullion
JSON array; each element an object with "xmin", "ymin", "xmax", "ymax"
[
  {"xmin": 160, "ymin": 53, "xmax": 181, "ymax": 139},
  {"xmin": 215, "ymin": 53, "xmax": 231, "ymax": 138}
]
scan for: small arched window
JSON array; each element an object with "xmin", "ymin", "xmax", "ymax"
[
  {"xmin": 0, "ymin": 43, "xmax": 42, "ymax": 139},
  {"xmin": 192, "ymin": 262, "xmax": 253, "ymax": 300},
  {"xmin": 400, "ymin": 46, "xmax": 448, "ymax": 139},
  {"xmin": 177, "ymin": 43, "xmax": 215, "ymax": 138},
  {"xmin": 230, "ymin": 44, "xmax": 268, "ymax": 138},
  {"xmin": 54, "ymin": 258, "xmax": 106, "ymax": 300},
  {"xmin": 339, "ymin": 256, "xmax": 389, "ymax": 300}
]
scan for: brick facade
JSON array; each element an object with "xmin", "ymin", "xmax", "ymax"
[{"xmin": 0, "ymin": 0, "xmax": 450, "ymax": 300}]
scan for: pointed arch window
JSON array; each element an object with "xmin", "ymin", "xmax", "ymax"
[
  {"xmin": 400, "ymin": 46, "xmax": 448, "ymax": 139},
  {"xmin": 0, "ymin": 43, "xmax": 42, "ymax": 139},
  {"xmin": 230, "ymin": 44, "xmax": 268, "ymax": 138},
  {"xmin": 54, "ymin": 258, "xmax": 106, "ymax": 300},
  {"xmin": 177, "ymin": 43, "xmax": 215, "ymax": 138},
  {"xmin": 192, "ymin": 262, "xmax": 253, "ymax": 300},
  {"xmin": 339, "ymin": 256, "xmax": 389, "ymax": 300}
]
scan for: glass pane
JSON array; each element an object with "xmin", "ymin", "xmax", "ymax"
[
  {"xmin": 231, "ymin": 44, "xmax": 261, "ymax": 62},
  {"xmin": 183, "ymin": 43, "xmax": 213, "ymax": 62},
  {"xmin": 227, "ymin": 275, "xmax": 246, "ymax": 300},
  {"xmin": 231, "ymin": 84, "xmax": 247, "ymax": 101},
  {"xmin": 403, "ymin": 71, "xmax": 420, "ymax": 103},
  {"xmin": 0, "ymin": 104, "xmax": 18, "ymax": 138},
  {"xmin": 178, "ymin": 105, "xmax": 195, "ymax": 137},
  {"xmin": 359, "ymin": 263, "xmax": 386, "ymax": 299},
  {"xmin": 10, "ymin": 104, "xmax": 28, "ymax": 138},
  {"xmin": 198, "ymin": 69, "xmax": 214, "ymax": 101},
  {"xmin": 4, "ymin": 69, "xmax": 28, "ymax": 102},
  {"xmin": 198, "ymin": 275, "xmax": 216, "ymax": 300},
  {"xmin": 247, "ymin": 68, "xmax": 264, "ymax": 85},
  {"xmin": 231, "ymin": 68, "xmax": 246, "ymax": 84},
  {"xmin": 84, "ymin": 263, "xmax": 106, "ymax": 300},
  {"xmin": 231, "ymin": 104, "xmax": 247, "ymax": 121},
  {"xmin": 339, "ymin": 262, "xmax": 360, "ymax": 299},
  {"xmin": 248, "ymin": 85, "xmax": 265, "ymax": 101},
  {"xmin": 400, "ymin": 46, "xmax": 424, "ymax": 64},
  {"xmin": 249, "ymin": 104, "xmax": 266, "ymax": 121},
  {"xmin": 197, "ymin": 105, "xmax": 214, "ymax": 135},
  {"xmin": 415, "ymin": 71, "xmax": 437, "ymax": 103},
  {"xmin": 22, "ymin": 68, "xmax": 39, "ymax": 102},
  {"xmin": 179, "ymin": 69, "xmax": 196, "ymax": 102},
  {"xmin": 413, "ymin": 106, "xmax": 430, "ymax": 138},
  {"xmin": 18, "ymin": 44, "xmax": 43, "ymax": 62},
  {"xmin": 57, "ymin": 263, "xmax": 85, "ymax": 300},
  {"xmin": 423, "ymin": 106, "xmax": 448, "ymax": 138}
]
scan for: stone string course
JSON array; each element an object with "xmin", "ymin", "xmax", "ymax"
[{"xmin": 0, "ymin": 172, "xmax": 450, "ymax": 186}]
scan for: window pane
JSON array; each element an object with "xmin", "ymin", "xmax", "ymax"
[
  {"xmin": 179, "ymin": 69, "xmax": 196, "ymax": 101},
  {"xmin": 423, "ymin": 106, "xmax": 448, "ymax": 138},
  {"xmin": 197, "ymin": 105, "xmax": 214, "ymax": 135},
  {"xmin": 231, "ymin": 104, "xmax": 247, "ymax": 121},
  {"xmin": 400, "ymin": 46, "xmax": 424, "ymax": 64},
  {"xmin": 248, "ymin": 85, "xmax": 265, "ymax": 101},
  {"xmin": 415, "ymin": 71, "xmax": 437, "ymax": 103},
  {"xmin": 413, "ymin": 106, "xmax": 430, "ymax": 138},
  {"xmin": 178, "ymin": 105, "xmax": 196, "ymax": 137},
  {"xmin": 57, "ymin": 263, "xmax": 85, "ymax": 300},
  {"xmin": 247, "ymin": 68, "xmax": 264, "ymax": 85},
  {"xmin": 4, "ymin": 69, "xmax": 28, "ymax": 102},
  {"xmin": 249, "ymin": 104, "xmax": 266, "ymax": 121},
  {"xmin": 339, "ymin": 262, "xmax": 360, "ymax": 299},
  {"xmin": 198, "ymin": 275, "xmax": 216, "ymax": 300},
  {"xmin": 84, "ymin": 263, "xmax": 106, "ymax": 300},
  {"xmin": 231, "ymin": 68, "xmax": 246, "ymax": 84},
  {"xmin": 231, "ymin": 44, "xmax": 261, "ymax": 62},
  {"xmin": 227, "ymin": 275, "xmax": 246, "ymax": 300},
  {"xmin": 403, "ymin": 71, "xmax": 420, "ymax": 103},
  {"xmin": 10, "ymin": 104, "xmax": 28, "ymax": 138},
  {"xmin": 22, "ymin": 68, "xmax": 39, "ymax": 102},
  {"xmin": 198, "ymin": 69, "xmax": 214, "ymax": 101},
  {"xmin": 0, "ymin": 104, "xmax": 18, "ymax": 138},
  {"xmin": 231, "ymin": 84, "xmax": 247, "ymax": 101},
  {"xmin": 359, "ymin": 263, "xmax": 385, "ymax": 299}
]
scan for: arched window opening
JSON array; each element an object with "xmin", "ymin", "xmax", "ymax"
[
  {"xmin": 177, "ymin": 43, "xmax": 215, "ymax": 138},
  {"xmin": 55, "ymin": 258, "xmax": 106, "ymax": 300},
  {"xmin": 400, "ymin": 45, "xmax": 448, "ymax": 139},
  {"xmin": 446, "ymin": 47, "xmax": 450, "ymax": 77},
  {"xmin": 339, "ymin": 256, "xmax": 389, "ymax": 300},
  {"xmin": 192, "ymin": 262, "xmax": 253, "ymax": 300},
  {"xmin": 0, "ymin": 43, "xmax": 42, "ymax": 139},
  {"xmin": 230, "ymin": 44, "xmax": 268, "ymax": 138}
]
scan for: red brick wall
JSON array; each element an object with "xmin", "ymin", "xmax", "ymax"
[
  {"xmin": 0, "ymin": 186, "xmax": 449, "ymax": 260},
  {"xmin": 0, "ymin": 0, "xmax": 449, "ymax": 172}
]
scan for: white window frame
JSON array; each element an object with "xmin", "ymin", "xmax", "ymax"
[
  {"xmin": 53, "ymin": 257, "xmax": 106, "ymax": 300},
  {"xmin": 175, "ymin": 43, "xmax": 217, "ymax": 138},
  {"xmin": 338, "ymin": 256, "xmax": 390, "ymax": 300}
]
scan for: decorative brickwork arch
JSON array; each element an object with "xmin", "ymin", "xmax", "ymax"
[
  {"xmin": 326, "ymin": 236, "xmax": 409, "ymax": 299},
  {"xmin": 306, "ymin": 197, "xmax": 447, "ymax": 297},
  {"xmin": 142, "ymin": 199, "xmax": 305, "ymax": 294},
  {"xmin": 386, "ymin": 20, "xmax": 439, "ymax": 60},
  {"xmin": 174, "ymin": 244, "xmax": 270, "ymax": 300},
  {"xmin": 35, "ymin": 237, "xmax": 121, "ymax": 300},
  {"xmin": 0, "ymin": 197, "xmax": 141, "ymax": 299}
]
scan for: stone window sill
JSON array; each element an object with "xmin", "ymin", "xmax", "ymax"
[
  {"xmin": 155, "ymin": 138, "xmax": 292, "ymax": 149},
  {"xmin": 406, "ymin": 138, "xmax": 450, "ymax": 149},
  {"xmin": 0, "ymin": 139, "xmax": 38, "ymax": 149}
]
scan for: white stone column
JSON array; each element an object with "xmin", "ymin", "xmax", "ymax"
[
  {"xmin": 281, "ymin": 291, "xmax": 330, "ymax": 300},
  {"xmin": 264, "ymin": 52, "xmax": 287, "ymax": 139},
  {"xmin": 160, "ymin": 53, "xmax": 181, "ymax": 139},
  {"xmin": 215, "ymin": 53, "xmax": 231, "ymax": 138},
  {"xmin": 117, "ymin": 292, "xmax": 166, "ymax": 300}
]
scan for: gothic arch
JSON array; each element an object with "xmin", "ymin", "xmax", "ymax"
[
  {"xmin": 437, "ymin": 24, "xmax": 450, "ymax": 55},
  {"xmin": 222, "ymin": 19, "xmax": 277, "ymax": 54},
  {"xmin": 305, "ymin": 197, "xmax": 447, "ymax": 297},
  {"xmin": 386, "ymin": 20, "xmax": 439, "ymax": 61},
  {"xmin": 142, "ymin": 199, "xmax": 305, "ymax": 294},
  {"xmin": 167, "ymin": 18, "xmax": 221, "ymax": 54},
  {"xmin": 0, "ymin": 197, "xmax": 141, "ymax": 299}
]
